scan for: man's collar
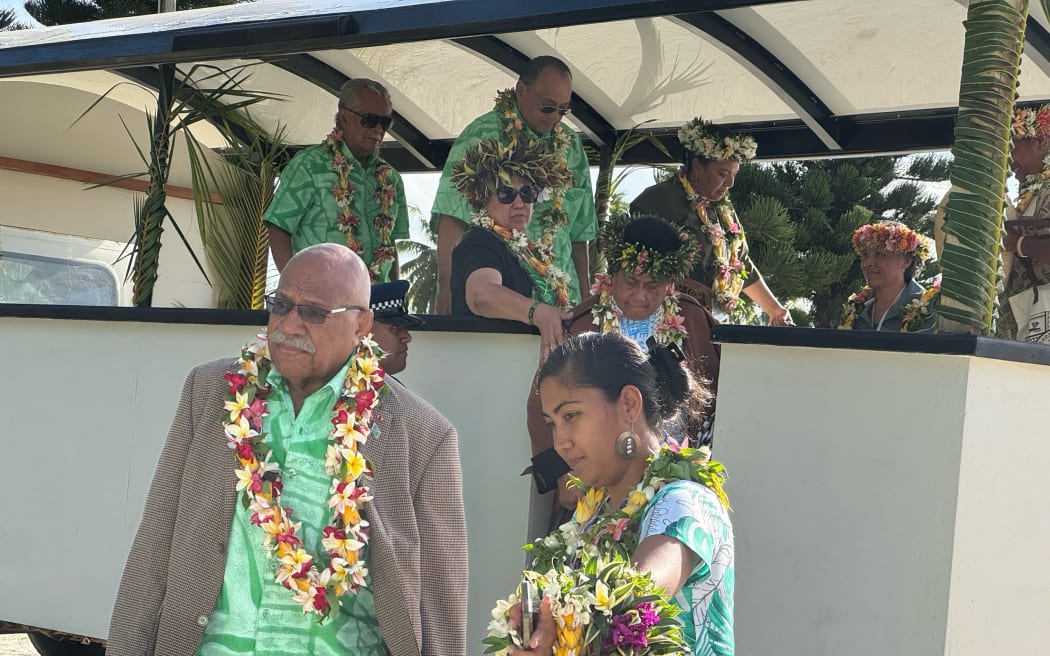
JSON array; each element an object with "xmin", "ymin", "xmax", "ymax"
[{"xmin": 338, "ymin": 139, "xmax": 380, "ymax": 168}]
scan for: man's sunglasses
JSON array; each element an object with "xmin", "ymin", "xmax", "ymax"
[
  {"xmin": 539, "ymin": 105, "xmax": 571, "ymax": 116},
  {"xmin": 264, "ymin": 293, "xmax": 366, "ymax": 325},
  {"xmin": 496, "ymin": 184, "xmax": 540, "ymax": 204},
  {"xmin": 345, "ymin": 107, "xmax": 394, "ymax": 130}
]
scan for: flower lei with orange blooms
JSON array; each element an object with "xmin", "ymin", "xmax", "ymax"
[
  {"xmin": 493, "ymin": 89, "xmax": 573, "ymax": 244},
  {"xmin": 589, "ymin": 273, "xmax": 687, "ymax": 348},
  {"xmin": 1012, "ymin": 103, "xmax": 1050, "ymax": 140},
  {"xmin": 223, "ymin": 334, "xmax": 388, "ymax": 621},
  {"xmin": 471, "ymin": 210, "xmax": 572, "ymax": 308},
  {"xmin": 677, "ymin": 169, "xmax": 749, "ymax": 316},
  {"xmin": 323, "ymin": 130, "xmax": 398, "ymax": 281}
]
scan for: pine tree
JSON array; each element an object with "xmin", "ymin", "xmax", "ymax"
[
  {"xmin": 1, "ymin": 7, "xmax": 31, "ymax": 29},
  {"xmin": 731, "ymin": 155, "xmax": 950, "ymax": 327}
]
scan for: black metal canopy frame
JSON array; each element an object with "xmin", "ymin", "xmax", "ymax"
[{"xmin": 2, "ymin": 0, "xmax": 1050, "ymax": 169}]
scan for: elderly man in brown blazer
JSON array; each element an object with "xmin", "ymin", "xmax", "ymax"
[{"xmin": 107, "ymin": 244, "xmax": 466, "ymax": 656}]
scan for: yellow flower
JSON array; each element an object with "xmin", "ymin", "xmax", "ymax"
[
  {"xmin": 622, "ymin": 489, "xmax": 649, "ymax": 516},
  {"xmin": 574, "ymin": 488, "xmax": 606, "ymax": 524},
  {"xmin": 345, "ymin": 450, "xmax": 368, "ymax": 480},
  {"xmin": 593, "ymin": 580, "xmax": 613, "ymax": 615},
  {"xmin": 224, "ymin": 392, "xmax": 249, "ymax": 422}
]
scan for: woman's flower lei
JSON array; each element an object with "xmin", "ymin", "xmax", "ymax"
[
  {"xmin": 677, "ymin": 117, "xmax": 757, "ymax": 162},
  {"xmin": 493, "ymin": 89, "xmax": 573, "ymax": 245},
  {"xmin": 223, "ymin": 334, "xmax": 388, "ymax": 621},
  {"xmin": 838, "ymin": 286, "xmax": 872, "ymax": 330},
  {"xmin": 589, "ymin": 273, "xmax": 688, "ymax": 349},
  {"xmin": 1017, "ymin": 150, "xmax": 1050, "ymax": 214},
  {"xmin": 838, "ymin": 279, "xmax": 940, "ymax": 332},
  {"xmin": 485, "ymin": 445, "xmax": 729, "ymax": 655},
  {"xmin": 471, "ymin": 209, "xmax": 572, "ymax": 308},
  {"xmin": 678, "ymin": 169, "xmax": 749, "ymax": 316},
  {"xmin": 323, "ymin": 130, "xmax": 398, "ymax": 281},
  {"xmin": 899, "ymin": 278, "xmax": 940, "ymax": 333}
]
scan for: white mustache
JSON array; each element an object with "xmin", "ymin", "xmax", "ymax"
[{"xmin": 269, "ymin": 328, "xmax": 316, "ymax": 354}]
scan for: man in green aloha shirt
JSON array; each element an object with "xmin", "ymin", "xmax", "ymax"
[
  {"xmin": 265, "ymin": 78, "xmax": 410, "ymax": 282},
  {"xmin": 431, "ymin": 56, "xmax": 597, "ymax": 313}
]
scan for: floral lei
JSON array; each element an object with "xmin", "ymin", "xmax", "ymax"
[
  {"xmin": 1018, "ymin": 151, "xmax": 1050, "ymax": 214},
  {"xmin": 471, "ymin": 209, "xmax": 572, "ymax": 308},
  {"xmin": 486, "ymin": 444, "xmax": 729, "ymax": 655},
  {"xmin": 839, "ymin": 278, "xmax": 940, "ymax": 332},
  {"xmin": 323, "ymin": 129, "xmax": 398, "ymax": 281},
  {"xmin": 493, "ymin": 89, "xmax": 573, "ymax": 247},
  {"xmin": 589, "ymin": 273, "xmax": 687, "ymax": 348},
  {"xmin": 223, "ymin": 334, "xmax": 388, "ymax": 621},
  {"xmin": 677, "ymin": 169, "xmax": 749, "ymax": 315}
]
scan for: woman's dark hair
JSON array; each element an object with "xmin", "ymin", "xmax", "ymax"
[
  {"xmin": 607, "ymin": 215, "xmax": 685, "ymax": 275},
  {"xmin": 538, "ymin": 332, "xmax": 710, "ymax": 431}
]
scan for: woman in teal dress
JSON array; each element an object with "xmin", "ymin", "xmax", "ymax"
[{"xmin": 503, "ymin": 332, "xmax": 734, "ymax": 656}]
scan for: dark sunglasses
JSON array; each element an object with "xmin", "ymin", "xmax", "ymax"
[
  {"xmin": 496, "ymin": 184, "xmax": 540, "ymax": 204},
  {"xmin": 345, "ymin": 107, "xmax": 394, "ymax": 130},
  {"xmin": 539, "ymin": 104, "xmax": 571, "ymax": 116},
  {"xmin": 264, "ymin": 293, "xmax": 366, "ymax": 325}
]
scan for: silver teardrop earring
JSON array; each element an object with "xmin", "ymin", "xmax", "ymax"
[{"xmin": 615, "ymin": 430, "xmax": 638, "ymax": 459}]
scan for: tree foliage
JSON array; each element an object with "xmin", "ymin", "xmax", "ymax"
[
  {"xmin": 398, "ymin": 206, "xmax": 437, "ymax": 314},
  {"xmin": 731, "ymin": 156, "xmax": 949, "ymax": 327}
]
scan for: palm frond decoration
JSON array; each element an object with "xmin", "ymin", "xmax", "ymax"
[
  {"xmin": 937, "ymin": 0, "xmax": 1029, "ymax": 333},
  {"xmin": 72, "ymin": 62, "xmax": 284, "ymax": 306}
]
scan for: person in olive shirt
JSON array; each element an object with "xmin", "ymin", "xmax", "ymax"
[
  {"xmin": 431, "ymin": 55, "xmax": 597, "ymax": 313},
  {"xmin": 265, "ymin": 78, "xmax": 410, "ymax": 282},
  {"xmin": 631, "ymin": 117, "xmax": 793, "ymax": 325}
]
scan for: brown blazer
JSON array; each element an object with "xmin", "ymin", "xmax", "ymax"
[
  {"xmin": 526, "ymin": 292, "xmax": 721, "ymax": 459},
  {"xmin": 107, "ymin": 358, "xmax": 467, "ymax": 656}
]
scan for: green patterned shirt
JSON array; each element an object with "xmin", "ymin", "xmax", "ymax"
[
  {"xmin": 640, "ymin": 480, "xmax": 735, "ymax": 656},
  {"xmin": 430, "ymin": 104, "xmax": 598, "ymax": 303},
  {"xmin": 264, "ymin": 141, "xmax": 410, "ymax": 282},
  {"xmin": 195, "ymin": 361, "xmax": 386, "ymax": 656}
]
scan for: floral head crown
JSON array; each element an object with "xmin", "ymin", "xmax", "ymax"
[
  {"xmin": 450, "ymin": 137, "xmax": 573, "ymax": 208},
  {"xmin": 601, "ymin": 214, "xmax": 701, "ymax": 282},
  {"xmin": 1012, "ymin": 103, "xmax": 1050, "ymax": 139},
  {"xmin": 851, "ymin": 222, "xmax": 932, "ymax": 264},
  {"xmin": 678, "ymin": 117, "xmax": 758, "ymax": 163}
]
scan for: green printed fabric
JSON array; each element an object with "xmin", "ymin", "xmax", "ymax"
[
  {"xmin": 195, "ymin": 362, "xmax": 386, "ymax": 656},
  {"xmin": 264, "ymin": 142, "xmax": 409, "ymax": 282},
  {"xmin": 640, "ymin": 480, "xmax": 735, "ymax": 656},
  {"xmin": 430, "ymin": 105, "xmax": 597, "ymax": 303}
]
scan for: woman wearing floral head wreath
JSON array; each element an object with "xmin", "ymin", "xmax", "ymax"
[
  {"xmin": 839, "ymin": 221, "xmax": 938, "ymax": 333},
  {"xmin": 631, "ymin": 117, "xmax": 793, "ymax": 326},
  {"xmin": 996, "ymin": 103, "xmax": 1050, "ymax": 340},
  {"xmin": 449, "ymin": 137, "xmax": 576, "ymax": 359}
]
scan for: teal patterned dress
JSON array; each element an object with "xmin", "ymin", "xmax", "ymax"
[{"xmin": 639, "ymin": 480, "xmax": 735, "ymax": 656}]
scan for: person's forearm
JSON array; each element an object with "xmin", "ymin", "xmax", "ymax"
[
  {"xmin": 743, "ymin": 276, "xmax": 785, "ymax": 316},
  {"xmin": 267, "ymin": 225, "xmax": 294, "ymax": 273},
  {"xmin": 572, "ymin": 241, "xmax": 591, "ymax": 294},
  {"xmin": 467, "ymin": 280, "xmax": 533, "ymax": 323},
  {"xmin": 436, "ymin": 215, "xmax": 465, "ymax": 314}
]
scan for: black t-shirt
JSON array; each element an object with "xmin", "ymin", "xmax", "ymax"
[{"xmin": 451, "ymin": 228, "xmax": 534, "ymax": 316}]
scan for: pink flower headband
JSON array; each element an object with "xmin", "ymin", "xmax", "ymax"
[{"xmin": 851, "ymin": 222, "xmax": 931, "ymax": 263}]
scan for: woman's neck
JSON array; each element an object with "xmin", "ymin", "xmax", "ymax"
[
  {"xmin": 606, "ymin": 430, "xmax": 661, "ymax": 507},
  {"xmin": 872, "ymin": 280, "xmax": 906, "ymax": 318}
]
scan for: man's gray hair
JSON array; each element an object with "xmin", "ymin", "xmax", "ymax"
[{"xmin": 338, "ymin": 78, "xmax": 391, "ymax": 110}]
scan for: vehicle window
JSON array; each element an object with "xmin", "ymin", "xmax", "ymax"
[{"xmin": 0, "ymin": 251, "xmax": 119, "ymax": 305}]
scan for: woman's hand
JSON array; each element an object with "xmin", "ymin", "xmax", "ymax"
[
  {"xmin": 533, "ymin": 304, "xmax": 572, "ymax": 360},
  {"xmin": 507, "ymin": 596, "xmax": 556, "ymax": 655},
  {"xmin": 768, "ymin": 305, "xmax": 795, "ymax": 327},
  {"xmin": 556, "ymin": 473, "xmax": 583, "ymax": 511}
]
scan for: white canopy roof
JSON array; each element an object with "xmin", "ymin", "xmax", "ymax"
[{"xmin": 2, "ymin": 0, "xmax": 1050, "ymax": 169}]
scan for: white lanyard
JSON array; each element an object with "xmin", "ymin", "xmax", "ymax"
[{"xmin": 875, "ymin": 285, "xmax": 906, "ymax": 331}]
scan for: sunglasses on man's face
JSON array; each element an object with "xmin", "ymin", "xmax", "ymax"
[
  {"xmin": 264, "ymin": 293, "xmax": 365, "ymax": 325},
  {"xmin": 346, "ymin": 107, "xmax": 394, "ymax": 130},
  {"xmin": 539, "ymin": 104, "xmax": 571, "ymax": 116},
  {"xmin": 496, "ymin": 184, "xmax": 540, "ymax": 204}
]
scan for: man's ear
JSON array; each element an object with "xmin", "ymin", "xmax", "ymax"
[
  {"xmin": 356, "ymin": 309, "xmax": 375, "ymax": 341},
  {"xmin": 515, "ymin": 79, "xmax": 526, "ymax": 99}
]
